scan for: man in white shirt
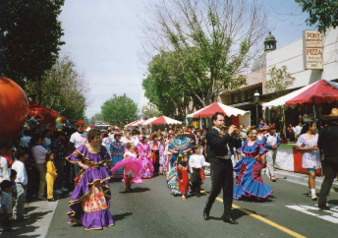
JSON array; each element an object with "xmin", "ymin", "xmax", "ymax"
[
  {"xmin": 0, "ymin": 147, "xmax": 10, "ymax": 183},
  {"xmin": 293, "ymin": 121, "xmax": 303, "ymax": 139},
  {"xmin": 12, "ymin": 149, "xmax": 28, "ymax": 221},
  {"xmin": 122, "ymin": 130, "xmax": 132, "ymax": 144},
  {"xmin": 69, "ymin": 120, "xmax": 87, "ymax": 176}
]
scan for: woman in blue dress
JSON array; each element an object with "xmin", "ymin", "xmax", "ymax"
[
  {"xmin": 167, "ymin": 128, "xmax": 192, "ymax": 195},
  {"xmin": 110, "ymin": 134, "xmax": 125, "ymax": 179},
  {"xmin": 233, "ymin": 129, "xmax": 273, "ymax": 200}
]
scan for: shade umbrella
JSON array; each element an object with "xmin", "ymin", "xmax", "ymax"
[
  {"xmin": 141, "ymin": 117, "xmax": 158, "ymax": 126},
  {"xmin": 132, "ymin": 119, "xmax": 146, "ymax": 126},
  {"xmin": 285, "ymin": 79, "xmax": 338, "ymax": 107},
  {"xmin": 149, "ymin": 116, "xmax": 182, "ymax": 125},
  {"xmin": 125, "ymin": 120, "xmax": 139, "ymax": 128},
  {"xmin": 187, "ymin": 102, "xmax": 249, "ymax": 118},
  {"xmin": 28, "ymin": 102, "xmax": 58, "ymax": 121}
]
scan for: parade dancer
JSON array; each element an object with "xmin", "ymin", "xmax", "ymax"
[
  {"xmin": 149, "ymin": 134, "xmax": 160, "ymax": 176},
  {"xmin": 234, "ymin": 129, "xmax": 272, "ymax": 200},
  {"xmin": 66, "ymin": 129, "xmax": 114, "ymax": 230},
  {"xmin": 137, "ymin": 136, "xmax": 153, "ymax": 178},
  {"xmin": 111, "ymin": 143, "xmax": 143, "ymax": 192},
  {"xmin": 110, "ymin": 134, "xmax": 125, "ymax": 179},
  {"xmin": 177, "ymin": 154, "xmax": 190, "ymax": 200}
]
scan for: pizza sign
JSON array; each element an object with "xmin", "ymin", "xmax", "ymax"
[{"xmin": 303, "ymin": 30, "xmax": 323, "ymax": 70}]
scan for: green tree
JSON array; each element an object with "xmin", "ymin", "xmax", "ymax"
[
  {"xmin": 266, "ymin": 65, "xmax": 295, "ymax": 137},
  {"xmin": 141, "ymin": 103, "xmax": 162, "ymax": 119},
  {"xmin": 25, "ymin": 56, "xmax": 87, "ymax": 122},
  {"xmin": 101, "ymin": 94, "xmax": 138, "ymax": 126},
  {"xmin": 266, "ymin": 66, "xmax": 296, "ymax": 97},
  {"xmin": 143, "ymin": 0, "xmax": 269, "ymax": 110},
  {"xmin": 0, "ymin": 0, "xmax": 65, "ymax": 87},
  {"xmin": 90, "ymin": 113, "xmax": 104, "ymax": 124},
  {"xmin": 295, "ymin": 0, "xmax": 338, "ymax": 33}
]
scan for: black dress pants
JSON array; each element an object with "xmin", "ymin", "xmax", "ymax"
[
  {"xmin": 205, "ymin": 159, "xmax": 233, "ymax": 217},
  {"xmin": 318, "ymin": 159, "xmax": 338, "ymax": 207},
  {"xmin": 191, "ymin": 169, "xmax": 202, "ymax": 194}
]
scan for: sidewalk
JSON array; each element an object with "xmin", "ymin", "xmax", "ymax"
[
  {"xmin": 274, "ymin": 169, "xmax": 338, "ymax": 192},
  {"xmin": 4, "ymin": 200, "xmax": 58, "ymax": 238}
]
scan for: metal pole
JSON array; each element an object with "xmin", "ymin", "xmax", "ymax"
[{"xmin": 256, "ymin": 102, "xmax": 259, "ymax": 125}]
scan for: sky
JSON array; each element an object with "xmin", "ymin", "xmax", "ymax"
[{"xmin": 59, "ymin": 0, "xmax": 312, "ymax": 119}]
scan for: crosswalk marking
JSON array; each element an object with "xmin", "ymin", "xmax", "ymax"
[{"xmin": 286, "ymin": 204, "xmax": 338, "ymax": 224}]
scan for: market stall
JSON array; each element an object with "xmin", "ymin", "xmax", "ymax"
[{"xmin": 186, "ymin": 102, "xmax": 251, "ymax": 127}]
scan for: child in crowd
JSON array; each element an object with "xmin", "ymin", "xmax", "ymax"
[
  {"xmin": 12, "ymin": 149, "xmax": 28, "ymax": 221},
  {"xmin": 150, "ymin": 135, "xmax": 160, "ymax": 176},
  {"xmin": 111, "ymin": 143, "xmax": 143, "ymax": 192},
  {"xmin": 124, "ymin": 143, "xmax": 137, "ymax": 192},
  {"xmin": 45, "ymin": 152, "xmax": 57, "ymax": 202},
  {"xmin": 0, "ymin": 180, "xmax": 13, "ymax": 232},
  {"xmin": 159, "ymin": 137, "xmax": 166, "ymax": 175},
  {"xmin": 10, "ymin": 170, "xmax": 17, "ymax": 210},
  {"xmin": 189, "ymin": 145, "xmax": 210, "ymax": 197},
  {"xmin": 177, "ymin": 153, "xmax": 190, "ymax": 200}
]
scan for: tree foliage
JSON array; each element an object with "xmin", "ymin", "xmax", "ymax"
[
  {"xmin": 295, "ymin": 0, "xmax": 338, "ymax": 33},
  {"xmin": 266, "ymin": 66, "xmax": 296, "ymax": 97},
  {"xmin": 101, "ymin": 94, "xmax": 138, "ymax": 126},
  {"xmin": 141, "ymin": 103, "xmax": 162, "ymax": 119},
  {"xmin": 90, "ymin": 113, "xmax": 104, "ymax": 124},
  {"xmin": 0, "ymin": 0, "xmax": 65, "ymax": 86},
  {"xmin": 143, "ymin": 0, "xmax": 269, "ymax": 113},
  {"xmin": 25, "ymin": 56, "xmax": 87, "ymax": 122}
]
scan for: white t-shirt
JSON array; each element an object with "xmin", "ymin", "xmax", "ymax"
[
  {"xmin": 0, "ymin": 156, "xmax": 10, "ymax": 182},
  {"xmin": 293, "ymin": 125, "xmax": 303, "ymax": 137},
  {"xmin": 70, "ymin": 131, "xmax": 88, "ymax": 149},
  {"xmin": 12, "ymin": 160, "xmax": 28, "ymax": 185},
  {"xmin": 189, "ymin": 154, "xmax": 209, "ymax": 172},
  {"xmin": 0, "ymin": 191, "xmax": 12, "ymax": 214},
  {"xmin": 31, "ymin": 145, "xmax": 47, "ymax": 164}
]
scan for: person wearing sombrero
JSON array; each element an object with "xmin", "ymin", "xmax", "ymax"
[{"xmin": 317, "ymin": 108, "xmax": 338, "ymax": 210}]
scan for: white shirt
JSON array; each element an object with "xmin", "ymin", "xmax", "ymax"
[
  {"xmin": 294, "ymin": 125, "xmax": 303, "ymax": 137},
  {"xmin": 70, "ymin": 131, "xmax": 87, "ymax": 149},
  {"xmin": 0, "ymin": 192, "xmax": 12, "ymax": 214},
  {"xmin": 31, "ymin": 145, "xmax": 47, "ymax": 164},
  {"xmin": 122, "ymin": 137, "xmax": 132, "ymax": 144},
  {"xmin": 12, "ymin": 160, "xmax": 28, "ymax": 185},
  {"xmin": 0, "ymin": 156, "xmax": 10, "ymax": 182},
  {"xmin": 20, "ymin": 136, "xmax": 31, "ymax": 148},
  {"xmin": 189, "ymin": 154, "xmax": 210, "ymax": 172}
]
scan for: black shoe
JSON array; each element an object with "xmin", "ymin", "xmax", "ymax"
[
  {"xmin": 223, "ymin": 217, "xmax": 238, "ymax": 224},
  {"xmin": 319, "ymin": 205, "xmax": 330, "ymax": 211},
  {"xmin": 203, "ymin": 211, "xmax": 209, "ymax": 220},
  {"xmin": 48, "ymin": 198, "xmax": 57, "ymax": 202}
]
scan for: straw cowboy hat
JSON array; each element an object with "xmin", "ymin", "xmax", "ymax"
[
  {"xmin": 149, "ymin": 132, "xmax": 160, "ymax": 140},
  {"xmin": 322, "ymin": 108, "xmax": 338, "ymax": 120}
]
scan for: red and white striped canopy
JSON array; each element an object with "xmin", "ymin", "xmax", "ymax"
[{"xmin": 150, "ymin": 116, "xmax": 182, "ymax": 125}]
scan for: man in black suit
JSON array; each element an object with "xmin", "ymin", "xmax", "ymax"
[
  {"xmin": 203, "ymin": 112, "xmax": 241, "ymax": 224},
  {"xmin": 318, "ymin": 108, "xmax": 338, "ymax": 210}
]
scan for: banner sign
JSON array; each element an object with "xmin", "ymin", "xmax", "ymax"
[{"xmin": 303, "ymin": 30, "xmax": 323, "ymax": 70}]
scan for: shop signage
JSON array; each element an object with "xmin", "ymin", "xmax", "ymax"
[{"xmin": 303, "ymin": 30, "xmax": 323, "ymax": 70}]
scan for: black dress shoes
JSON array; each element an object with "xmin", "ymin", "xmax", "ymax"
[
  {"xmin": 203, "ymin": 211, "xmax": 210, "ymax": 220},
  {"xmin": 319, "ymin": 205, "xmax": 330, "ymax": 211},
  {"xmin": 223, "ymin": 217, "xmax": 238, "ymax": 224}
]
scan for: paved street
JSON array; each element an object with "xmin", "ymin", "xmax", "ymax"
[{"xmin": 44, "ymin": 175, "xmax": 338, "ymax": 238}]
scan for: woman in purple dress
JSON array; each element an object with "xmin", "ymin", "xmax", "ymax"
[
  {"xmin": 233, "ymin": 129, "xmax": 272, "ymax": 200},
  {"xmin": 137, "ymin": 136, "xmax": 153, "ymax": 178},
  {"xmin": 66, "ymin": 129, "xmax": 114, "ymax": 230}
]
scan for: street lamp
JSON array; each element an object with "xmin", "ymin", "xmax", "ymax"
[{"xmin": 254, "ymin": 90, "xmax": 260, "ymax": 126}]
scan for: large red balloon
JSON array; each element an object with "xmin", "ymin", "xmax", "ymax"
[{"xmin": 0, "ymin": 76, "xmax": 28, "ymax": 147}]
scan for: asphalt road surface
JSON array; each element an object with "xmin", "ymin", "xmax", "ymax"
[{"xmin": 46, "ymin": 175, "xmax": 338, "ymax": 238}]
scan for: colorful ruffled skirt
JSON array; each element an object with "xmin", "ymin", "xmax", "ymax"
[{"xmin": 233, "ymin": 157, "xmax": 273, "ymax": 200}]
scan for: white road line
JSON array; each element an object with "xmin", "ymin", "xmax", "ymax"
[{"xmin": 286, "ymin": 204, "xmax": 338, "ymax": 224}]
